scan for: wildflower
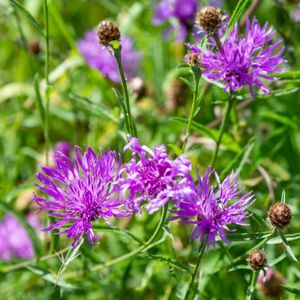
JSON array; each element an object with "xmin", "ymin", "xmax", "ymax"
[
  {"xmin": 0, "ymin": 214, "xmax": 39, "ymax": 261},
  {"xmin": 258, "ymin": 268, "xmax": 284, "ymax": 297},
  {"xmin": 153, "ymin": 0, "xmax": 198, "ymax": 42},
  {"xmin": 199, "ymin": 18, "xmax": 286, "ymax": 98},
  {"xmin": 53, "ymin": 141, "xmax": 72, "ymax": 162},
  {"xmin": 171, "ymin": 167, "xmax": 254, "ymax": 248},
  {"xmin": 292, "ymin": 6, "xmax": 300, "ymax": 22},
  {"xmin": 34, "ymin": 147, "xmax": 131, "ymax": 247},
  {"xmin": 78, "ymin": 31, "xmax": 141, "ymax": 83},
  {"xmin": 268, "ymin": 203, "xmax": 292, "ymax": 228},
  {"xmin": 97, "ymin": 20, "xmax": 120, "ymax": 45},
  {"xmin": 248, "ymin": 250, "xmax": 267, "ymax": 271},
  {"xmin": 120, "ymin": 137, "xmax": 194, "ymax": 214}
]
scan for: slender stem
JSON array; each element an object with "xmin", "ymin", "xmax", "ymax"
[
  {"xmin": 181, "ymin": 73, "xmax": 201, "ymax": 152},
  {"xmin": 91, "ymin": 205, "xmax": 168, "ymax": 272},
  {"xmin": 213, "ymin": 32, "xmax": 222, "ymax": 52},
  {"xmin": 114, "ymin": 48, "xmax": 137, "ymax": 137},
  {"xmin": 246, "ymin": 271, "xmax": 259, "ymax": 300},
  {"xmin": 184, "ymin": 242, "xmax": 206, "ymax": 300},
  {"xmin": 210, "ymin": 94, "xmax": 234, "ymax": 168}
]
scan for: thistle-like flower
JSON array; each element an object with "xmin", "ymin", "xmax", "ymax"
[
  {"xmin": 34, "ymin": 147, "xmax": 131, "ymax": 247},
  {"xmin": 120, "ymin": 137, "xmax": 194, "ymax": 214},
  {"xmin": 78, "ymin": 31, "xmax": 141, "ymax": 83},
  {"xmin": 0, "ymin": 214, "xmax": 39, "ymax": 261},
  {"xmin": 171, "ymin": 167, "xmax": 254, "ymax": 248},
  {"xmin": 200, "ymin": 18, "xmax": 286, "ymax": 97}
]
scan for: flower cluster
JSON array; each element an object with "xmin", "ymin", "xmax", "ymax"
[
  {"xmin": 0, "ymin": 214, "xmax": 39, "ymax": 261},
  {"xmin": 188, "ymin": 16, "xmax": 286, "ymax": 97},
  {"xmin": 35, "ymin": 139, "xmax": 254, "ymax": 248},
  {"xmin": 78, "ymin": 31, "xmax": 141, "ymax": 83}
]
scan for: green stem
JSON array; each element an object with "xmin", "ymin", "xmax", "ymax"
[
  {"xmin": 91, "ymin": 205, "xmax": 168, "ymax": 271},
  {"xmin": 114, "ymin": 48, "xmax": 137, "ymax": 137},
  {"xmin": 246, "ymin": 271, "xmax": 259, "ymax": 300},
  {"xmin": 210, "ymin": 94, "xmax": 234, "ymax": 168},
  {"xmin": 184, "ymin": 242, "xmax": 206, "ymax": 300},
  {"xmin": 213, "ymin": 32, "xmax": 222, "ymax": 52}
]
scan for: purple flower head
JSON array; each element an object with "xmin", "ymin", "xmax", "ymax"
[
  {"xmin": 77, "ymin": 31, "xmax": 141, "ymax": 83},
  {"xmin": 171, "ymin": 167, "xmax": 254, "ymax": 248},
  {"xmin": 34, "ymin": 147, "xmax": 131, "ymax": 247},
  {"xmin": 200, "ymin": 18, "xmax": 286, "ymax": 98},
  {"xmin": 120, "ymin": 137, "xmax": 194, "ymax": 214},
  {"xmin": 293, "ymin": 6, "xmax": 300, "ymax": 22},
  {"xmin": 0, "ymin": 214, "xmax": 37, "ymax": 261},
  {"xmin": 153, "ymin": 0, "xmax": 198, "ymax": 42}
]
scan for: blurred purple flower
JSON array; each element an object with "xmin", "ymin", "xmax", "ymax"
[
  {"xmin": 120, "ymin": 136, "xmax": 194, "ymax": 214},
  {"xmin": 198, "ymin": 18, "xmax": 286, "ymax": 97},
  {"xmin": 34, "ymin": 147, "xmax": 131, "ymax": 247},
  {"xmin": 0, "ymin": 214, "xmax": 38, "ymax": 261},
  {"xmin": 293, "ymin": 6, "xmax": 300, "ymax": 22},
  {"xmin": 54, "ymin": 141, "xmax": 71, "ymax": 162},
  {"xmin": 77, "ymin": 31, "xmax": 141, "ymax": 83},
  {"xmin": 171, "ymin": 167, "xmax": 254, "ymax": 248}
]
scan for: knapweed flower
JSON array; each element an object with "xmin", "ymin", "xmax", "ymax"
[
  {"xmin": 171, "ymin": 167, "xmax": 254, "ymax": 248},
  {"xmin": 34, "ymin": 147, "xmax": 131, "ymax": 247},
  {"xmin": 153, "ymin": 0, "xmax": 198, "ymax": 42},
  {"xmin": 54, "ymin": 141, "xmax": 71, "ymax": 162},
  {"xmin": 120, "ymin": 137, "xmax": 194, "ymax": 214},
  {"xmin": 78, "ymin": 31, "xmax": 141, "ymax": 83},
  {"xmin": 199, "ymin": 18, "xmax": 286, "ymax": 97},
  {"xmin": 292, "ymin": 6, "xmax": 300, "ymax": 22},
  {"xmin": 0, "ymin": 214, "xmax": 38, "ymax": 261}
]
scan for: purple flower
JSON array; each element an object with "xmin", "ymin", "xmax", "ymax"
[
  {"xmin": 120, "ymin": 137, "xmax": 194, "ymax": 214},
  {"xmin": 77, "ymin": 31, "xmax": 141, "ymax": 83},
  {"xmin": 34, "ymin": 147, "xmax": 131, "ymax": 247},
  {"xmin": 54, "ymin": 141, "xmax": 71, "ymax": 164},
  {"xmin": 153, "ymin": 0, "xmax": 198, "ymax": 42},
  {"xmin": 0, "ymin": 214, "xmax": 37, "ymax": 261},
  {"xmin": 198, "ymin": 18, "xmax": 286, "ymax": 97},
  {"xmin": 293, "ymin": 6, "xmax": 300, "ymax": 22},
  {"xmin": 171, "ymin": 167, "xmax": 254, "ymax": 248}
]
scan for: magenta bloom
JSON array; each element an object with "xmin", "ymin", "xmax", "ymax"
[
  {"xmin": 198, "ymin": 18, "xmax": 286, "ymax": 97},
  {"xmin": 34, "ymin": 147, "xmax": 131, "ymax": 246},
  {"xmin": 153, "ymin": 0, "xmax": 198, "ymax": 42},
  {"xmin": 293, "ymin": 6, "xmax": 300, "ymax": 22},
  {"xmin": 0, "ymin": 214, "xmax": 37, "ymax": 261},
  {"xmin": 120, "ymin": 137, "xmax": 194, "ymax": 214},
  {"xmin": 77, "ymin": 31, "xmax": 141, "ymax": 83},
  {"xmin": 171, "ymin": 167, "xmax": 254, "ymax": 248}
]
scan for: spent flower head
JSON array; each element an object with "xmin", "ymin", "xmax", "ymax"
[
  {"xmin": 34, "ymin": 147, "xmax": 131, "ymax": 247},
  {"xmin": 199, "ymin": 18, "xmax": 286, "ymax": 97},
  {"xmin": 78, "ymin": 31, "xmax": 141, "ymax": 83},
  {"xmin": 171, "ymin": 167, "xmax": 254, "ymax": 248},
  {"xmin": 120, "ymin": 136, "xmax": 194, "ymax": 214}
]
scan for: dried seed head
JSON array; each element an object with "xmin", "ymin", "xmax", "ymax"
[
  {"xmin": 129, "ymin": 77, "xmax": 147, "ymax": 100},
  {"xmin": 248, "ymin": 250, "xmax": 267, "ymax": 271},
  {"xmin": 97, "ymin": 20, "xmax": 120, "ymax": 45},
  {"xmin": 187, "ymin": 52, "xmax": 202, "ymax": 66},
  {"xmin": 166, "ymin": 79, "xmax": 187, "ymax": 112},
  {"xmin": 268, "ymin": 203, "xmax": 292, "ymax": 228},
  {"xmin": 258, "ymin": 269, "xmax": 284, "ymax": 298},
  {"xmin": 196, "ymin": 6, "xmax": 223, "ymax": 34},
  {"xmin": 28, "ymin": 41, "xmax": 41, "ymax": 55}
]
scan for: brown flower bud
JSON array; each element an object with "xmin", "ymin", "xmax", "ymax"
[
  {"xmin": 268, "ymin": 203, "xmax": 292, "ymax": 228},
  {"xmin": 196, "ymin": 6, "xmax": 223, "ymax": 34},
  {"xmin": 28, "ymin": 41, "xmax": 41, "ymax": 55},
  {"xmin": 248, "ymin": 250, "xmax": 267, "ymax": 271},
  {"xmin": 166, "ymin": 79, "xmax": 187, "ymax": 112},
  {"xmin": 129, "ymin": 77, "xmax": 147, "ymax": 100},
  {"xmin": 187, "ymin": 52, "xmax": 202, "ymax": 66},
  {"xmin": 97, "ymin": 20, "xmax": 120, "ymax": 45}
]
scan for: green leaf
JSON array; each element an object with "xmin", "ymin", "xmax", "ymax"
[
  {"xmin": 33, "ymin": 74, "xmax": 45, "ymax": 128},
  {"xmin": 179, "ymin": 76, "xmax": 194, "ymax": 92},
  {"xmin": 10, "ymin": 0, "xmax": 45, "ymax": 37},
  {"xmin": 268, "ymin": 253, "xmax": 286, "ymax": 267},
  {"xmin": 281, "ymin": 190, "xmax": 286, "ymax": 204},
  {"xmin": 26, "ymin": 265, "xmax": 75, "ymax": 290},
  {"xmin": 228, "ymin": 265, "xmax": 252, "ymax": 272},
  {"xmin": 276, "ymin": 229, "xmax": 298, "ymax": 262},
  {"xmin": 0, "ymin": 201, "xmax": 42, "ymax": 258},
  {"xmin": 261, "ymin": 112, "xmax": 298, "ymax": 130},
  {"xmin": 227, "ymin": 231, "xmax": 271, "ymax": 242},
  {"xmin": 281, "ymin": 285, "xmax": 300, "ymax": 295},
  {"xmin": 267, "ymin": 232, "xmax": 300, "ymax": 245}
]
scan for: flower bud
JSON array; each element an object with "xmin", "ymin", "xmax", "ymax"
[
  {"xmin": 248, "ymin": 250, "xmax": 267, "ymax": 271},
  {"xmin": 196, "ymin": 6, "xmax": 223, "ymax": 34},
  {"xmin": 97, "ymin": 20, "xmax": 120, "ymax": 45},
  {"xmin": 268, "ymin": 203, "xmax": 292, "ymax": 228},
  {"xmin": 28, "ymin": 41, "xmax": 41, "ymax": 56},
  {"xmin": 187, "ymin": 52, "xmax": 202, "ymax": 66}
]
